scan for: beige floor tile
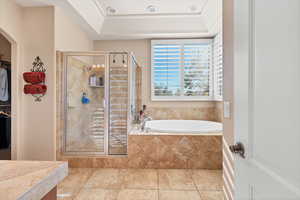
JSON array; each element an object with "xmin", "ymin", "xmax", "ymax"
[
  {"xmin": 58, "ymin": 168, "xmax": 94, "ymax": 189},
  {"xmin": 159, "ymin": 190, "xmax": 201, "ymax": 200},
  {"xmin": 158, "ymin": 169, "xmax": 196, "ymax": 190},
  {"xmin": 192, "ymin": 170, "xmax": 223, "ymax": 191},
  {"xmin": 200, "ymin": 191, "xmax": 224, "ymax": 200},
  {"xmin": 74, "ymin": 188, "xmax": 119, "ymax": 200},
  {"xmin": 122, "ymin": 169, "xmax": 158, "ymax": 189},
  {"xmin": 117, "ymin": 189, "xmax": 158, "ymax": 200},
  {"xmin": 84, "ymin": 169, "xmax": 124, "ymax": 189}
]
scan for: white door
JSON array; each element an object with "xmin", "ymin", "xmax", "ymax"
[{"xmin": 232, "ymin": 0, "xmax": 300, "ymax": 199}]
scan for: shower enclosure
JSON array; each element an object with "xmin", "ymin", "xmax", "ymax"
[{"xmin": 60, "ymin": 52, "xmax": 138, "ymax": 155}]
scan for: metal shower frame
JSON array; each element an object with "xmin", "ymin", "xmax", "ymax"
[{"xmin": 61, "ymin": 51, "xmax": 134, "ymax": 156}]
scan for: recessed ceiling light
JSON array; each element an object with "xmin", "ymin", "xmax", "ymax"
[
  {"xmin": 146, "ymin": 5, "xmax": 157, "ymax": 13},
  {"xmin": 190, "ymin": 5, "xmax": 197, "ymax": 12},
  {"xmin": 106, "ymin": 6, "xmax": 116, "ymax": 14}
]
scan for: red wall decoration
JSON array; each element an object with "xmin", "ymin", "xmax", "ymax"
[{"xmin": 23, "ymin": 56, "xmax": 47, "ymax": 102}]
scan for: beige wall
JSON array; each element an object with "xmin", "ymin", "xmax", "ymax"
[
  {"xmin": 54, "ymin": 7, "xmax": 93, "ymax": 51},
  {"xmin": 94, "ymin": 40, "xmax": 218, "ymax": 120},
  {"xmin": 0, "ymin": 2, "xmax": 57, "ymax": 161},
  {"xmin": 0, "ymin": 0, "xmax": 24, "ymax": 160},
  {"xmin": 223, "ymin": 0, "xmax": 234, "ymax": 144},
  {"xmin": 0, "ymin": 34, "xmax": 11, "ymax": 61},
  {"xmin": 0, "ymin": 0, "xmax": 94, "ymax": 161},
  {"xmin": 22, "ymin": 7, "xmax": 56, "ymax": 161},
  {"xmin": 223, "ymin": 1, "xmax": 235, "ymax": 199}
]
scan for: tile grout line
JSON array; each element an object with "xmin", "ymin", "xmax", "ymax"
[
  {"xmin": 62, "ymin": 168, "xmax": 222, "ymax": 199},
  {"xmin": 190, "ymin": 169, "xmax": 203, "ymax": 199},
  {"xmin": 68, "ymin": 168, "xmax": 95, "ymax": 199},
  {"xmin": 76, "ymin": 168, "xmax": 96, "ymax": 198},
  {"xmin": 157, "ymin": 169, "xmax": 160, "ymax": 200}
]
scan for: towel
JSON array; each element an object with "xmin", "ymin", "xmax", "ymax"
[{"xmin": 0, "ymin": 68, "xmax": 8, "ymax": 101}]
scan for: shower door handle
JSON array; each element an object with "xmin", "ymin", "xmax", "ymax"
[{"xmin": 103, "ymin": 99, "xmax": 106, "ymax": 108}]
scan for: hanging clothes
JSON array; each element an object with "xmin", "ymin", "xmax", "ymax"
[{"xmin": 0, "ymin": 68, "xmax": 8, "ymax": 101}]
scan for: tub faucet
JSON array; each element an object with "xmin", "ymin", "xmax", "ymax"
[{"xmin": 141, "ymin": 116, "xmax": 152, "ymax": 131}]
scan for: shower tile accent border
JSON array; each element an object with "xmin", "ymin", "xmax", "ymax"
[{"xmin": 61, "ymin": 135, "xmax": 222, "ymax": 169}]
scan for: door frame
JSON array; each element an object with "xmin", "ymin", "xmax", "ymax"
[{"xmin": 0, "ymin": 28, "xmax": 20, "ymax": 160}]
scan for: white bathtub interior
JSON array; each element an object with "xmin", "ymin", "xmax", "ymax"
[{"xmin": 144, "ymin": 120, "xmax": 223, "ymax": 134}]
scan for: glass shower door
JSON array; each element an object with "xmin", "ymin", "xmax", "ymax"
[{"xmin": 64, "ymin": 54, "xmax": 108, "ymax": 155}]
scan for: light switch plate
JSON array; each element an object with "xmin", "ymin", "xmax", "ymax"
[{"xmin": 223, "ymin": 101, "xmax": 231, "ymax": 118}]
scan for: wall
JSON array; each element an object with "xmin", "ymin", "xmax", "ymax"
[
  {"xmin": 54, "ymin": 7, "xmax": 93, "ymax": 51},
  {"xmin": 22, "ymin": 7, "xmax": 56, "ymax": 160},
  {"xmin": 0, "ymin": 0, "xmax": 94, "ymax": 161},
  {"xmin": 215, "ymin": 101, "xmax": 223, "ymax": 122},
  {"xmin": 0, "ymin": 3, "xmax": 60, "ymax": 161},
  {"xmin": 0, "ymin": 0, "xmax": 24, "ymax": 160},
  {"xmin": 94, "ymin": 40, "xmax": 219, "ymax": 121},
  {"xmin": 0, "ymin": 2, "xmax": 56, "ymax": 161},
  {"xmin": 54, "ymin": 7, "xmax": 97, "ymax": 160},
  {"xmin": 223, "ymin": 0, "xmax": 235, "ymax": 199},
  {"xmin": 0, "ymin": 34, "xmax": 11, "ymax": 61}
]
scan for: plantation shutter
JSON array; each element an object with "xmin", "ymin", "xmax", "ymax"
[
  {"xmin": 183, "ymin": 43, "xmax": 212, "ymax": 96},
  {"xmin": 152, "ymin": 43, "xmax": 181, "ymax": 97},
  {"xmin": 151, "ymin": 39, "xmax": 214, "ymax": 100},
  {"xmin": 213, "ymin": 33, "xmax": 223, "ymax": 99}
]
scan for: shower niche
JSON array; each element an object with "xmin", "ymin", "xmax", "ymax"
[{"xmin": 61, "ymin": 52, "xmax": 137, "ymax": 155}]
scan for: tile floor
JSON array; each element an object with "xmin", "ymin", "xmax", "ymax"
[{"xmin": 57, "ymin": 168, "xmax": 224, "ymax": 200}]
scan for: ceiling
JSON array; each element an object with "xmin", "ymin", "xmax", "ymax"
[{"xmin": 15, "ymin": 0, "xmax": 222, "ymax": 40}]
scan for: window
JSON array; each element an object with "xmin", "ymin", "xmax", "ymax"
[{"xmin": 151, "ymin": 39, "xmax": 218, "ymax": 101}]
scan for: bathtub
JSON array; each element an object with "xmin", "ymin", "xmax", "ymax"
[
  {"xmin": 128, "ymin": 119, "xmax": 223, "ymax": 169},
  {"xmin": 144, "ymin": 120, "xmax": 223, "ymax": 135}
]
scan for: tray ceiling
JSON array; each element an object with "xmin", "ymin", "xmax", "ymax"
[
  {"xmin": 96, "ymin": 0, "xmax": 207, "ymax": 16},
  {"xmin": 15, "ymin": 0, "xmax": 222, "ymax": 39}
]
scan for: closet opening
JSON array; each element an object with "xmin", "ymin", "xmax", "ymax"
[{"xmin": 0, "ymin": 33, "xmax": 12, "ymax": 160}]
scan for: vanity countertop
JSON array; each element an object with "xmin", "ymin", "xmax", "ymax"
[{"xmin": 0, "ymin": 160, "xmax": 68, "ymax": 200}]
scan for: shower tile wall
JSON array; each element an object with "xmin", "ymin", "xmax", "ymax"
[
  {"xmin": 145, "ymin": 104, "xmax": 222, "ymax": 122},
  {"xmin": 215, "ymin": 102, "xmax": 223, "ymax": 123},
  {"xmin": 66, "ymin": 57, "xmax": 105, "ymax": 153}
]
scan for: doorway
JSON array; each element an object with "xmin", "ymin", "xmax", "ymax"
[{"xmin": 0, "ymin": 33, "xmax": 12, "ymax": 160}]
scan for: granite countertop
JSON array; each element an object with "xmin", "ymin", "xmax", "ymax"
[{"xmin": 0, "ymin": 161, "xmax": 68, "ymax": 200}]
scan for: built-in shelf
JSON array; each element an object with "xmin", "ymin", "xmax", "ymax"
[{"xmin": 89, "ymin": 85, "xmax": 104, "ymax": 88}]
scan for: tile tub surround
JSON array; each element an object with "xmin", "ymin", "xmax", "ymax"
[
  {"xmin": 0, "ymin": 161, "xmax": 68, "ymax": 200},
  {"xmin": 146, "ymin": 105, "xmax": 223, "ymax": 122},
  {"xmin": 57, "ymin": 168, "xmax": 224, "ymax": 200},
  {"xmin": 62, "ymin": 134, "xmax": 222, "ymax": 169}
]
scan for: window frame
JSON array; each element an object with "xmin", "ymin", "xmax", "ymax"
[{"xmin": 151, "ymin": 39, "xmax": 215, "ymax": 101}]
